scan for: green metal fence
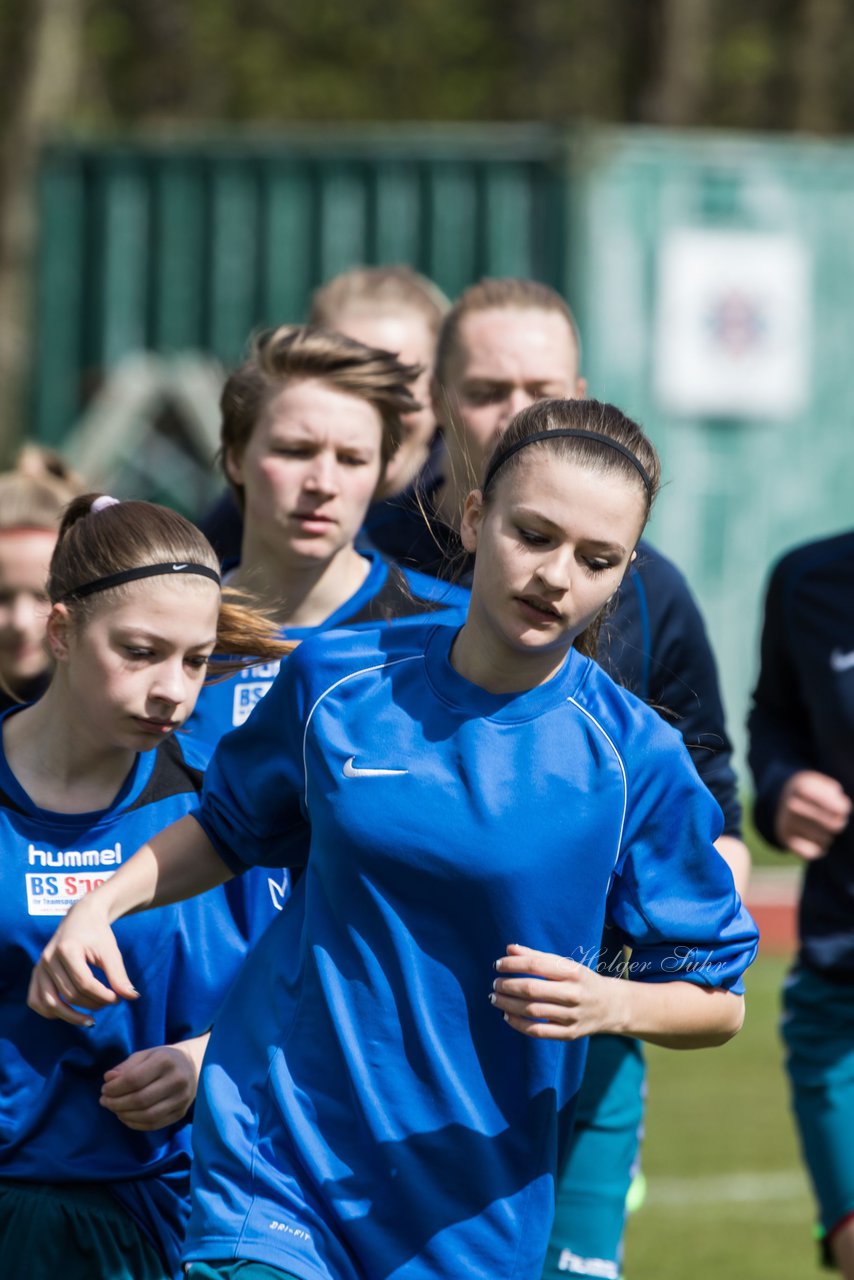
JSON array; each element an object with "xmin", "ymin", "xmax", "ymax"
[
  {"xmin": 570, "ymin": 127, "xmax": 854, "ymax": 765},
  {"xmin": 33, "ymin": 126, "xmax": 572, "ymax": 447}
]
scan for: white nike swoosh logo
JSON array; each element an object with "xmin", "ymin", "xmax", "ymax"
[
  {"xmin": 343, "ymin": 756, "xmax": 408, "ymax": 778},
  {"xmin": 172, "ymin": 563, "xmax": 188, "ymax": 571},
  {"xmin": 831, "ymin": 648, "xmax": 854, "ymax": 672}
]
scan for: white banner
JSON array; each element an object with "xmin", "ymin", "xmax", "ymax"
[{"xmin": 654, "ymin": 228, "xmax": 810, "ymax": 419}]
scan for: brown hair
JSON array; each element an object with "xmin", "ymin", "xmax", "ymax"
[
  {"xmin": 434, "ymin": 277, "xmax": 582, "ymax": 388},
  {"xmin": 48, "ymin": 495, "xmax": 291, "ymax": 665},
  {"xmin": 220, "ymin": 325, "xmax": 422, "ymax": 507},
  {"xmin": 309, "ymin": 265, "xmax": 450, "ymax": 339},
  {"xmin": 480, "ymin": 398, "xmax": 661, "ymax": 659}
]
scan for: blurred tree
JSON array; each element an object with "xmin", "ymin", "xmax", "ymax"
[
  {"xmin": 4, "ymin": 0, "xmax": 854, "ymax": 455},
  {"xmin": 645, "ymin": 0, "xmax": 714, "ymax": 126},
  {"xmin": 791, "ymin": 0, "xmax": 847, "ymax": 132},
  {"xmin": 73, "ymin": 0, "xmax": 854, "ymax": 134}
]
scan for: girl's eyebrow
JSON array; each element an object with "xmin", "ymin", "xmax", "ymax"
[
  {"xmin": 583, "ymin": 539, "xmax": 628, "ymax": 555},
  {"xmin": 511, "ymin": 506, "xmax": 627, "ymax": 556},
  {"xmin": 114, "ymin": 626, "xmax": 218, "ymax": 649},
  {"xmin": 463, "ymin": 377, "xmax": 558, "ymax": 390}
]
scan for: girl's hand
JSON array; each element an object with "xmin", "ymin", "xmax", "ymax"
[
  {"xmin": 27, "ymin": 897, "xmax": 138, "ymax": 1027},
  {"xmin": 100, "ymin": 1034, "xmax": 208, "ymax": 1131},
  {"xmin": 490, "ymin": 944, "xmax": 626, "ymax": 1040},
  {"xmin": 775, "ymin": 769, "xmax": 852, "ymax": 860}
]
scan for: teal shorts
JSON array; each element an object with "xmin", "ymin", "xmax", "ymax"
[
  {"xmin": 782, "ymin": 964, "xmax": 854, "ymax": 1236},
  {"xmin": 185, "ymin": 1263, "xmax": 301, "ymax": 1280},
  {"xmin": 541, "ymin": 1034, "xmax": 646, "ymax": 1280},
  {"xmin": 0, "ymin": 1179, "xmax": 166, "ymax": 1280}
]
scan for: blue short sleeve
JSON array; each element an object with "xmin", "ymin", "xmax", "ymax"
[
  {"xmin": 195, "ymin": 644, "xmax": 313, "ymax": 874},
  {"xmin": 606, "ymin": 720, "xmax": 758, "ymax": 993}
]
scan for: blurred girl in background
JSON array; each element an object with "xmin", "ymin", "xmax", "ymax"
[
  {"xmin": 182, "ymin": 324, "xmax": 468, "ymax": 767},
  {"xmin": 0, "ymin": 449, "xmax": 80, "ymax": 711}
]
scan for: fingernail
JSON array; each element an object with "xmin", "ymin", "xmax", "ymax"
[
  {"xmin": 489, "ymin": 992, "xmax": 497, "ymax": 1004},
  {"xmin": 84, "ymin": 1018, "xmax": 95, "ymax": 1028}
]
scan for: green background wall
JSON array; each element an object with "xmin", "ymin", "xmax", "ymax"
[{"xmin": 32, "ymin": 124, "xmax": 854, "ymax": 764}]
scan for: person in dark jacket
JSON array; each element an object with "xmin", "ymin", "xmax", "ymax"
[{"xmin": 749, "ymin": 531, "xmax": 854, "ymax": 1277}]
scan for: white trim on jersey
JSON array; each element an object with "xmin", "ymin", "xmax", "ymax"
[
  {"xmin": 567, "ymin": 695, "xmax": 629, "ymax": 877},
  {"xmin": 301, "ymin": 656, "xmax": 423, "ymax": 810}
]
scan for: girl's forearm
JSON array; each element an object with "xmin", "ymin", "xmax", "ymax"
[
  {"xmin": 491, "ymin": 945, "xmax": 745, "ymax": 1046},
  {"xmin": 30, "ymin": 816, "xmax": 234, "ymax": 1026},
  {"xmin": 714, "ymin": 834, "xmax": 751, "ymax": 900},
  {"xmin": 97, "ymin": 814, "xmax": 232, "ymax": 924},
  {"xmin": 172, "ymin": 1030, "xmax": 211, "ymax": 1076},
  {"xmin": 614, "ymin": 979, "xmax": 745, "ymax": 1048}
]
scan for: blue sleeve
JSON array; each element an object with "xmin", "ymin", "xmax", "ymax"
[
  {"xmin": 613, "ymin": 550, "xmax": 742, "ymax": 837},
  {"xmin": 605, "ymin": 719, "xmax": 758, "ymax": 993},
  {"xmin": 400, "ymin": 566, "xmax": 471, "ymax": 611},
  {"xmin": 194, "ymin": 645, "xmax": 313, "ymax": 874},
  {"xmin": 747, "ymin": 557, "xmax": 813, "ymax": 847}
]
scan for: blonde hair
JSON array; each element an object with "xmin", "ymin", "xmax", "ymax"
[
  {"xmin": 0, "ymin": 450, "xmax": 81, "ymax": 532},
  {"xmin": 309, "ymin": 265, "xmax": 450, "ymax": 339},
  {"xmin": 435, "ymin": 277, "xmax": 581, "ymax": 387}
]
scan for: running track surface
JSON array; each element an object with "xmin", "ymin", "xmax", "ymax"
[{"xmin": 745, "ymin": 869, "xmax": 799, "ymax": 956}]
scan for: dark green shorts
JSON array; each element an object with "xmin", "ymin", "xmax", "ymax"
[
  {"xmin": 184, "ymin": 1263, "xmax": 302, "ymax": 1280},
  {"xmin": 0, "ymin": 1179, "xmax": 166, "ymax": 1280}
]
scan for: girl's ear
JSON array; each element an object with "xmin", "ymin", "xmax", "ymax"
[
  {"xmin": 460, "ymin": 489, "xmax": 485, "ymax": 555},
  {"xmin": 223, "ymin": 446, "xmax": 244, "ymax": 488},
  {"xmin": 46, "ymin": 603, "xmax": 72, "ymax": 662}
]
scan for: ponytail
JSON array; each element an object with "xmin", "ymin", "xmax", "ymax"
[
  {"xmin": 47, "ymin": 493, "xmax": 294, "ymax": 669},
  {"xmin": 210, "ymin": 589, "xmax": 295, "ymax": 675}
]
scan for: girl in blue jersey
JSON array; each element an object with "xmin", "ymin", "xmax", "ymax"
[
  {"xmin": 0, "ymin": 494, "xmax": 289, "ymax": 1280},
  {"xmin": 182, "ymin": 325, "xmax": 468, "ymax": 767},
  {"xmin": 31, "ymin": 400, "xmax": 757, "ymax": 1280}
]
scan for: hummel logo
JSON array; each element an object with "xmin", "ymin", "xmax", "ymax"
[
  {"xmin": 830, "ymin": 648, "xmax": 854, "ymax": 672},
  {"xmin": 172, "ymin": 563, "xmax": 188, "ymax": 571},
  {"xmin": 343, "ymin": 756, "xmax": 408, "ymax": 778}
]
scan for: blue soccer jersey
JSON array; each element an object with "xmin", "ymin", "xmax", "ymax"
[
  {"xmin": 0, "ymin": 724, "xmax": 282, "ymax": 1278},
  {"xmin": 180, "ymin": 550, "xmax": 468, "ymax": 769},
  {"xmin": 184, "ymin": 622, "xmax": 758, "ymax": 1280}
]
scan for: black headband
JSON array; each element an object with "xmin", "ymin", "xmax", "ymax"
[
  {"xmin": 64, "ymin": 562, "xmax": 222, "ymax": 601},
  {"xmin": 482, "ymin": 429, "xmax": 653, "ymax": 497}
]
